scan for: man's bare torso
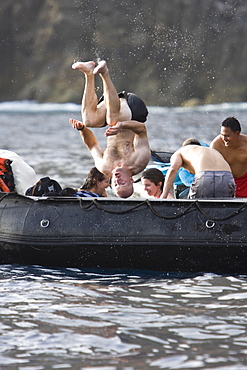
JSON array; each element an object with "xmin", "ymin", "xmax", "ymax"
[
  {"xmin": 211, "ymin": 135, "xmax": 247, "ymax": 177},
  {"xmin": 101, "ymin": 128, "xmax": 150, "ymax": 176}
]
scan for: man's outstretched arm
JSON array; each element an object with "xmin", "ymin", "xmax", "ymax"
[
  {"xmin": 160, "ymin": 152, "xmax": 183, "ymax": 199},
  {"xmin": 69, "ymin": 118, "xmax": 104, "ymax": 161}
]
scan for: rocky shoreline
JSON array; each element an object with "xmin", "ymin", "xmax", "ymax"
[{"xmin": 1, "ymin": 0, "xmax": 246, "ymax": 107}]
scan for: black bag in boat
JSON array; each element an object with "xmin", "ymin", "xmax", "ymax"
[{"xmin": 25, "ymin": 177, "xmax": 62, "ymax": 196}]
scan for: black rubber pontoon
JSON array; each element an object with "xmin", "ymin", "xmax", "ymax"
[{"xmin": 0, "ymin": 192, "xmax": 247, "ymax": 273}]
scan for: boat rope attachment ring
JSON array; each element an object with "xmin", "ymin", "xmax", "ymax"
[
  {"xmin": 40, "ymin": 219, "xmax": 50, "ymax": 228},
  {"xmin": 205, "ymin": 220, "xmax": 215, "ymax": 228}
]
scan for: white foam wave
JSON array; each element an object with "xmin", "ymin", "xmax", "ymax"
[
  {"xmin": 0, "ymin": 100, "xmax": 81, "ymax": 113},
  {"xmin": 149, "ymin": 101, "xmax": 247, "ymax": 114},
  {"xmin": 1, "ymin": 100, "xmax": 247, "ymax": 114}
]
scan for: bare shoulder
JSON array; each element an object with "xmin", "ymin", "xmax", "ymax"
[
  {"xmin": 210, "ymin": 135, "xmax": 221, "ymax": 148},
  {"xmin": 170, "ymin": 148, "xmax": 184, "ymax": 163},
  {"xmin": 240, "ymin": 134, "xmax": 247, "ymax": 146}
]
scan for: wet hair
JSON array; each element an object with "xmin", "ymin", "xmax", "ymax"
[
  {"xmin": 141, "ymin": 168, "xmax": 165, "ymax": 191},
  {"xmin": 221, "ymin": 117, "xmax": 241, "ymax": 133},
  {"xmin": 80, "ymin": 167, "xmax": 106, "ymax": 190},
  {"xmin": 182, "ymin": 138, "xmax": 201, "ymax": 147}
]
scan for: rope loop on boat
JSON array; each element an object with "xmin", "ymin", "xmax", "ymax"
[
  {"xmin": 79, "ymin": 199, "xmax": 95, "ymax": 209},
  {"xmin": 78, "ymin": 198, "xmax": 247, "ymax": 221},
  {"xmin": 94, "ymin": 199, "xmax": 147, "ymax": 214},
  {"xmin": 146, "ymin": 200, "xmax": 196, "ymax": 219},
  {"xmin": 79, "ymin": 198, "xmax": 196, "ymax": 219},
  {"xmin": 194, "ymin": 201, "xmax": 246, "ymax": 221},
  {"xmin": 79, "ymin": 198, "xmax": 147, "ymax": 214}
]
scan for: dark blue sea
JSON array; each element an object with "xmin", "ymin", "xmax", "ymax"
[{"xmin": 1, "ymin": 101, "xmax": 247, "ymax": 369}]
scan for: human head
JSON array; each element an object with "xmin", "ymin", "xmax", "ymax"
[
  {"xmin": 221, "ymin": 117, "xmax": 241, "ymax": 133},
  {"xmin": 111, "ymin": 167, "xmax": 134, "ymax": 198},
  {"xmin": 80, "ymin": 167, "xmax": 110, "ymax": 195},
  {"xmin": 141, "ymin": 168, "xmax": 164, "ymax": 198},
  {"xmin": 220, "ymin": 117, "xmax": 241, "ymax": 147},
  {"xmin": 182, "ymin": 138, "xmax": 201, "ymax": 147}
]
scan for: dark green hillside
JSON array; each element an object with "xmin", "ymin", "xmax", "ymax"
[{"xmin": 1, "ymin": 0, "xmax": 246, "ymax": 106}]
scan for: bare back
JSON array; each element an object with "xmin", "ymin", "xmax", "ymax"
[{"xmin": 177, "ymin": 146, "xmax": 232, "ymax": 174}]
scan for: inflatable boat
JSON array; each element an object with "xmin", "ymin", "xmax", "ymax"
[{"xmin": 0, "ymin": 191, "xmax": 247, "ymax": 274}]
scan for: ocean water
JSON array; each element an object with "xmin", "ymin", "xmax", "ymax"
[
  {"xmin": 1, "ymin": 101, "xmax": 247, "ymax": 369},
  {"xmin": 1, "ymin": 100, "xmax": 247, "ymax": 188}
]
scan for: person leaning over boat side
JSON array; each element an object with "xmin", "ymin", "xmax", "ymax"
[
  {"xmin": 210, "ymin": 117, "xmax": 247, "ymax": 197},
  {"xmin": 70, "ymin": 60, "xmax": 150, "ymax": 198},
  {"xmin": 160, "ymin": 138, "xmax": 236, "ymax": 199},
  {"xmin": 76, "ymin": 167, "xmax": 110, "ymax": 197}
]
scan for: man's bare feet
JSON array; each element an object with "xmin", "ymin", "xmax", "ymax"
[
  {"xmin": 93, "ymin": 60, "xmax": 108, "ymax": 75},
  {"xmin": 72, "ymin": 61, "xmax": 95, "ymax": 75},
  {"xmin": 69, "ymin": 118, "xmax": 85, "ymax": 130}
]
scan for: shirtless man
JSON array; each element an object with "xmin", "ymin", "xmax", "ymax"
[
  {"xmin": 70, "ymin": 60, "xmax": 150, "ymax": 198},
  {"xmin": 210, "ymin": 117, "xmax": 247, "ymax": 197},
  {"xmin": 160, "ymin": 138, "xmax": 235, "ymax": 199},
  {"xmin": 69, "ymin": 118, "xmax": 150, "ymax": 198}
]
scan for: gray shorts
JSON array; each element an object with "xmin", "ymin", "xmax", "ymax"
[{"xmin": 189, "ymin": 171, "xmax": 236, "ymax": 199}]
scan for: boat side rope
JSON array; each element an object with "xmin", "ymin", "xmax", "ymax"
[
  {"xmin": 146, "ymin": 200, "xmax": 195, "ymax": 219},
  {"xmin": 79, "ymin": 199, "xmax": 96, "ymax": 210},
  {"xmin": 194, "ymin": 201, "xmax": 246, "ymax": 221},
  {"xmin": 79, "ymin": 198, "xmax": 196, "ymax": 219},
  {"xmin": 79, "ymin": 198, "xmax": 147, "ymax": 214},
  {"xmin": 79, "ymin": 198, "xmax": 247, "ymax": 221}
]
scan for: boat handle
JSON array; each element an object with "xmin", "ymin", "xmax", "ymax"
[
  {"xmin": 205, "ymin": 220, "xmax": 215, "ymax": 229},
  {"xmin": 40, "ymin": 219, "xmax": 50, "ymax": 228}
]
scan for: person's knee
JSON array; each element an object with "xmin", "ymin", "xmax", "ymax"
[{"xmin": 105, "ymin": 113, "xmax": 121, "ymax": 126}]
